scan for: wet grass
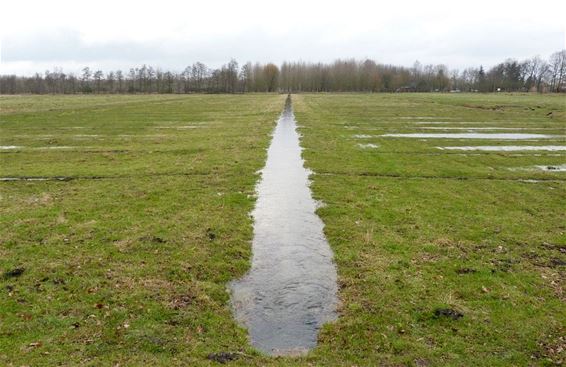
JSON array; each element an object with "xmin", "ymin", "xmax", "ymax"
[
  {"xmin": 293, "ymin": 93, "xmax": 566, "ymax": 366},
  {"xmin": 1, "ymin": 93, "xmax": 565, "ymax": 366},
  {"xmin": 0, "ymin": 94, "xmax": 287, "ymax": 366}
]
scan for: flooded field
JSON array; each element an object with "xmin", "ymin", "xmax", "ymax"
[
  {"xmin": 230, "ymin": 97, "xmax": 337, "ymax": 356},
  {"xmin": 1, "ymin": 93, "xmax": 565, "ymax": 366}
]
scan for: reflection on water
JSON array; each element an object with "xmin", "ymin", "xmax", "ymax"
[{"xmin": 230, "ymin": 96, "xmax": 337, "ymax": 356}]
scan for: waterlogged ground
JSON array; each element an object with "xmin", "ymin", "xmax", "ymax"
[
  {"xmin": 1, "ymin": 93, "xmax": 565, "ymax": 366},
  {"xmin": 293, "ymin": 93, "xmax": 566, "ymax": 366},
  {"xmin": 0, "ymin": 94, "xmax": 288, "ymax": 366},
  {"xmin": 230, "ymin": 97, "xmax": 337, "ymax": 356}
]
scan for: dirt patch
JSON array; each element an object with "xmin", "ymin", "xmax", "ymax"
[
  {"xmin": 168, "ymin": 294, "xmax": 195, "ymax": 310},
  {"xmin": 433, "ymin": 308, "xmax": 464, "ymax": 320},
  {"xmin": 206, "ymin": 228, "xmax": 216, "ymax": 241},
  {"xmin": 4, "ymin": 267, "xmax": 25, "ymax": 279},
  {"xmin": 207, "ymin": 352, "xmax": 239, "ymax": 364},
  {"xmin": 532, "ymin": 334, "xmax": 565, "ymax": 365},
  {"xmin": 140, "ymin": 236, "xmax": 167, "ymax": 244},
  {"xmin": 463, "ymin": 104, "xmax": 505, "ymax": 111},
  {"xmin": 456, "ymin": 268, "xmax": 477, "ymax": 275},
  {"xmin": 549, "ymin": 258, "xmax": 566, "ymax": 267}
]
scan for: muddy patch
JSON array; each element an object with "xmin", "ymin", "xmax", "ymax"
[
  {"xmin": 3, "ymin": 267, "xmax": 25, "ymax": 279},
  {"xmin": 229, "ymin": 96, "xmax": 337, "ymax": 356},
  {"xmin": 433, "ymin": 308, "xmax": 464, "ymax": 320}
]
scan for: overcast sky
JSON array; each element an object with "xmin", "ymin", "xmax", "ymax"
[{"xmin": 1, "ymin": 0, "xmax": 565, "ymax": 75}]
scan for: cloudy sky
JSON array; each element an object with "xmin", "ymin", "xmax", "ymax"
[{"xmin": 1, "ymin": 0, "xmax": 565, "ymax": 75}]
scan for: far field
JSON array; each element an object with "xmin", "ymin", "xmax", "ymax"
[{"xmin": 1, "ymin": 93, "xmax": 565, "ymax": 366}]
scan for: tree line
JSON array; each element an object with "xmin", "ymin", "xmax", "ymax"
[{"xmin": 1, "ymin": 50, "xmax": 564, "ymax": 94}]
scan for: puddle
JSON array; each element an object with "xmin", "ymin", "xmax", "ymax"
[
  {"xmin": 413, "ymin": 121, "xmax": 537, "ymax": 125},
  {"xmin": 510, "ymin": 164, "xmax": 566, "ymax": 173},
  {"xmin": 154, "ymin": 126, "xmax": 204, "ymax": 129},
  {"xmin": 230, "ymin": 96, "xmax": 337, "ymax": 356},
  {"xmin": 353, "ymin": 134, "xmax": 373, "ymax": 139},
  {"xmin": 0, "ymin": 177, "xmax": 69, "ymax": 182},
  {"xmin": 535, "ymin": 164, "xmax": 566, "ymax": 172},
  {"xmin": 0, "ymin": 146, "xmax": 22, "ymax": 150},
  {"xmin": 381, "ymin": 133, "xmax": 562, "ymax": 139},
  {"xmin": 13, "ymin": 134, "xmax": 55, "ymax": 138},
  {"xmin": 358, "ymin": 143, "xmax": 379, "ymax": 149},
  {"xmin": 397, "ymin": 117, "xmax": 458, "ymax": 120},
  {"xmin": 1, "ymin": 146, "xmax": 81, "ymax": 151},
  {"xmin": 419, "ymin": 127, "xmax": 556, "ymax": 131},
  {"xmin": 118, "ymin": 134, "xmax": 168, "ymax": 137},
  {"xmin": 437, "ymin": 146, "xmax": 566, "ymax": 151},
  {"xmin": 33, "ymin": 146, "xmax": 76, "ymax": 150}
]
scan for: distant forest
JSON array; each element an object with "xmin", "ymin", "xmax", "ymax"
[{"xmin": 1, "ymin": 50, "xmax": 565, "ymax": 94}]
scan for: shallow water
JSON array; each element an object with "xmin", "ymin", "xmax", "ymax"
[
  {"xmin": 0, "ymin": 146, "xmax": 21, "ymax": 150},
  {"xmin": 381, "ymin": 133, "xmax": 562, "ymax": 139},
  {"xmin": 0, "ymin": 177, "xmax": 50, "ymax": 181},
  {"xmin": 353, "ymin": 134, "xmax": 373, "ymax": 138},
  {"xmin": 437, "ymin": 146, "xmax": 566, "ymax": 151},
  {"xmin": 358, "ymin": 143, "xmax": 379, "ymax": 149},
  {"xmin": 419, "ymin": 127, "xmax": 557, "ymax": 131},
  {"xmin": 229, "ymin": 96, "xmax": 337, "ymax": 356},
  {"xmin": 397, "ymin": 117, "xmax": 458, "ymax": 120},
  {"xmin": 509, "ymin": 164, "xmax": 566, "ymax": 173},
  {"xmin": 535, "ymin": 164, "xmax": 566, "ymax": 172}
]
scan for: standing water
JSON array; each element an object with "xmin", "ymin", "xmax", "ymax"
[{"xmin": 229, "ymin": 96, "xmax": 338, "ymax": 356}]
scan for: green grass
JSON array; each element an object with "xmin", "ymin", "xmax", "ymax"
[
  {"xmin": 1, "ymin": 93, "xmax": 565, "ymax": 366},
  {"xmin": 293, "ymin": 93, "xmax": 566, "ymax": 366}
]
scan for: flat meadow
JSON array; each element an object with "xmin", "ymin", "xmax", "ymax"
[{"xmin": 1, "ymin": 93, "xmax": 565, "ymax": 366}]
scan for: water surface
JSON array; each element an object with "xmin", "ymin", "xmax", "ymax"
[
  {"xmin": 230, "ymin": 96, "xmax": 337, "ymax": 356},
  {"xmin": 437, "ymin": 146, "xmax": 566, "ymax": 151},
  {"xmin": 381, "ymin": 133, "xmax": 562, "ymax": 139}
]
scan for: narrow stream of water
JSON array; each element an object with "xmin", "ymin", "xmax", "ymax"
[{"xmin": 229, "ymin": 96, "xmax": 338, "ymax": 356}]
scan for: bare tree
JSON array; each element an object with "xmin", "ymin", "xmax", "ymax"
[{"xmin": 263, "ymin": 63, "xmax": 279, "ymax": 92}]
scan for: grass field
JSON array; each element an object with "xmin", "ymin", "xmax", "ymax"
[{"xmin": 1, "ymin": 93, "xmax": 565, "ymax": 366}]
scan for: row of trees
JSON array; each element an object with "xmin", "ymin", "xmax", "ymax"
[{"xmin": 1, "ymin": 50, "xmax": 564, "ymax": 94}]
